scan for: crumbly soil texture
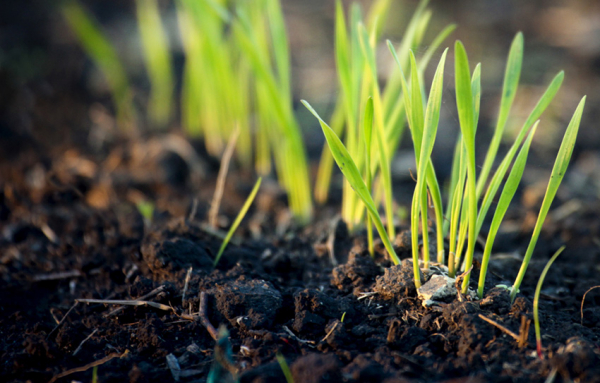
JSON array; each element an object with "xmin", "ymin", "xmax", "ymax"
[{"xmin": 1, "ymin": 134, "xmax": 600, "ymax": 383}]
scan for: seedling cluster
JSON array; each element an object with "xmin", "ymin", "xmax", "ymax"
[
  {"xmin": 64, "ymin": 0, "xmax": 584, "ymax": 313},
  {"xmin": 304, "ymin": 0, "xmax": 585, "ymax": 304}
]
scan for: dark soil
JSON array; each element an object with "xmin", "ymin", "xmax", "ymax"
[
  {"xmin": 1, "ymin": 135, "xmax": 600, "ymax": 383},
  {"xmin": 2, "ymin": 1, "xmax": 600, "ymax": 382}
]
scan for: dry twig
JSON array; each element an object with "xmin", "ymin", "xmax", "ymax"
[
  {"xmin": 73, "ymin": 329, "xmax": 98, "ymax": 356},
  {"xmin": 581, "ymin": 285, "xmax": 600, "ymax": 325},
  {"xmin": 209, "ymin": 125, "xmax": 240, "ymax": 228},
  {"xmin": 47, "ymin": 302, "xmax": 78, "ymax": 340},
  {"xmin": 48, "ymin": 350, "xmax": 129, "ymax": 383},
  {"xmin": 104, "ymin": 285, "xmax": 166, "ymax": 317},
  {"xmin": 199, "ymin": 292, "xmax": 219, "ymax": 341}
]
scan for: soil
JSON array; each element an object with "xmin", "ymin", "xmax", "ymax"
[{"xmin": 2, "ymin": 1, "xmax": 600, "ymax": 383}]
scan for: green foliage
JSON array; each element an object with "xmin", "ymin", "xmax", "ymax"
[
  {"xmin": 314, "ymin": 0, "xmax": 455, "ymax": 237},
  {"xmin": 135, "ymin": 0, "xmax": 174, "ymax": 128},
  {"xmin": 276, "ymin": 353, "xmax": 294, "ymax": 383},
  {"xmin": 62, "ymin": 0, "xmax": 135, "ymax": 130},
  {"xmin": 303, "ymin": 100, "xmax": 400, "ymax": 265},
  {"xmin": 214, "ymin": 178, "xmax": 262, "ymax": 267},
  {"xmin": 510, "ymin": 97, "xmax": 585, "ymax": 301}
]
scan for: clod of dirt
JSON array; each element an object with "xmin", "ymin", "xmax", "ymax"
[
  {"xmin": 551, "ymin": 337, "xmax": 600, "ymax": 381},
  {"xmin": 374, "ymin": 259, "xmax": 422, "ymax": 300},
  {"xmin": 418, "ymin": 274, "xmax": 477, "ymax": 307},
  {"xmin": 140, "ymin": 237, "xmax": 213, "ymax": 280},
  {"xmin": 293, "ymin": 289, "xmax": 354, "ymax": 334},
  {"xmin": 212, "ymin": 278, "xmax": 282, "ymax": 330},
  {"xmin": 479, "ymin": 286, "xmax": 511, "ymax": 315},
  {"xmin": 330, "ymin": 250, "xmax": 382, "ymax": 294},
  {"xmin": 387, "ymin": 319, "xmax": 428, "ymax": 352},
  {"xmin": 291, "ymin": 353, "xmax": 342, "ymax": 383}
]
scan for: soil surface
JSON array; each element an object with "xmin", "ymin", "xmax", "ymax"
[
  {"xmin": 2, "ymin": 1, "xmax": 600, "ymax": 382},
  {"xmin": 1, "ymin": 135, "xmax": 600, "ymax": 383}
]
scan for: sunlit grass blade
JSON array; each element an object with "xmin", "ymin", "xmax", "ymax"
[
  {"xmin": 418, "ymin": 24, "xmax": 457, "ymax": 73},
  {"xmin": 359, "ymin": 23, "xmax": 395, "ymax": 238},
  {"xmin": 454, "ymin": 41, "xmax": 478, "ymax": 293},
  {"xmin": 315, "ymin": 100, "xmax": 345, "ymax": 203},
  {"xmin": 363, "ymin": 97, "xmax": 375, "ymax": 255},
  {"xmin": 302, "ymin": 100, "xmax": 400, "ymax": 265},
  {"xmin": 233, "ymin": 9, "xmax": 312, "ymax": 222},
  {"xmin": 136, "ymin": 0, "xmax": 174, "ymax": 129},
  {"xmin": 213, "ymin": 178, "xmax": 262, "ymax": 267},
  {"xmin": 478, "ymin": 121, "xmax": 539, "ymax": 298},
  {"xmin": 477, "ymin": 32, "xmax": 523, "ymax": 197},
  {"xmin": 476, "ymin": 71, "xmax": 565, "ymax": 237},
  {"xmin": 410, "ymin": 48, "xmax": 448, "ymax": 287},
  {"xmin": 62, "ymin": 0, "xmax": 135, "ymax": 130},
  {"xmin": 510, "ymin": 96, "xmax": 586, "ymax": 301},
  {"xmin": 533, "ymin": 246, "xmax": 565, "ymax": 359}
]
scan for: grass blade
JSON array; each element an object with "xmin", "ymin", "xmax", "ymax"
[
  {"xmin": 213, "ymin": 178, "xmax": 262, "ymax": 266},
  {"xmin": 302, "ymin": 100, "xmax": 400, "ymax": 265},
  {"xmin": 454, "ymin": 41, "xmax": 478, "ymax": 293},
  {"xmin": 410, "ymin": 48, "xmax": 448, "ymax": 287},
  {"xmin": 533, "ymin": 246, "xmax": 565, "ymax": 359},
  {"xmin": 511, "ymin": 96, "xmax": 586, "ymax": 301},
  {"xmin": 136, "ymin": 0, "xmax": 174, "ymax": 128},
  {"xmin": 478, "ymin": 121, "xmax": 539, "ymax": 298},
  {"xmin": 477, "ymin": 32, "xmax": 524, "ymax": 197},
  {"xmin": 364, "ymin": 97, "xmax": 375, "ymax": 255},
  {"xmin": 62, "ymin": 0, "xmax": 135, "ymax": 130}
]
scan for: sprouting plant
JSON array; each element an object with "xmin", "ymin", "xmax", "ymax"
[
  {"xmin": 314, "ymin": 0, "xmax": 456, "ymax": 239},
  {"xmin": 136, "ymin": 200, "xmax": 155, "ymax": 226},
  {"xmin": 510, "ymin": 97, "xmax": 585, "ymax": 301},
  {"xmin": 213, "ymin": 177, "xmax": 262, "ymax": 266},
  {"xmin": 385, "ymin": 31, "xmax": 585, "ymax": 296},
  {"xmin": 62, "ymin": 0, "xmax": 135, "ymax": 130},
  {"xmin": 303, "ymin": 100, "xmax": 400, "ymax": 265},
  {"xmin": 533, "ymin": 246, "xmax": 565, "ymax": 359},
  {"xmin": 276, "ymin": 353, "xmax": 294, "ymax": 383},
  {"xmin": 388, "ymin": 45, "xmax": 448, "ymax": 286},
  {"xmin": 135, "ymin": 0, "xmax": 174, "ymax": 129}
]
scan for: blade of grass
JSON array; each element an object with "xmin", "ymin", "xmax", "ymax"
[
  {"xmin": 454, "ymin": 41, "xmax": 477, "ymax": 293},
  {"xmin": 363, "ymin": 97, "xmax": 375, "ymax": 256},
  {"xmin": 478, "ymin": 121, "xmax": 539, "ymax": 298},
  {"xmin": 302, "ymin": 100, "xmax": 400, "ymax": 265},
  {"xmin": 359, "ymin": 23, "xmax": 395, "ymax": 238},
  {"xmin": 476, "ymin": 71, "xmax": 565, "ymax": 237},
  {"xmin": 533, "ymin": 246, "xmax": 565, "ymax": 359},
  {"xmin": 477, "ymin": 33, "xmax": 523, "ymax": 197},
  {"xmin": 213, "ymin": 177, "xmax": 262, "ymax": 266},
  {"xmin": 410, "ymin": 48, "xmax": 448, "ymax": 287},
  {"xmin": 510, "ymin": 96, "xmax": 586, "ymax": 302},
  {"xmin": 276, "ymin": 353, "xmax": 294, "ymax": 383},
  {"xmin": 62, "ymin": 0, "xmax": 135, "ymax": 130},
  {"xmin": 136, "ymin": 0, "xmax": 174, "ymax": 128}
]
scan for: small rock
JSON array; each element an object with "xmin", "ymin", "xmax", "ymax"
[{"xmin": 418, "ymin": 274, "xmax": 476, "ymax": 307}]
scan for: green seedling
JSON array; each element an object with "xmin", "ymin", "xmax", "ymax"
[
  {"xmin": 384, "ymin": 30, "xmax": 584, "ymax": 297},
  {"xmin": 135, "ymin": 0, "xmax": 174, "ymax": 128},
  {"xmin": 314, "ymin": 0, "xmax": 455, "ymax": 236},
  {"xmin": 213, "ymin": 178, "xmax": 262, "ymax": 266},
  {"xmin": 510, "ymin": 97, "xmax": 585, "ymax": 301},
  {"xmin": 478, "ymin": 121, "xmax": 539, "ymax": 298},
  {"xmin": 62, "ymin": 0, "xmax": 135, "ymax": 130},
  {"xmin": 533, "ymin": 246, "xmax": 565, "ymax": 359},
  {"xmin": 136, "ymin": 200, "xmax": 155, "ymax": 226},
  {"xmin": 276, "ymin": 353, "xmax": 294, "ymax": 383},
  {"xmin": 303, "ymin": 100, "xmax": 400, "ymax": 265}
]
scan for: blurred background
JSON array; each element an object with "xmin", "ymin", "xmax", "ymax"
[{"xmin": 2, "ymin": 0, "xmax": 600, "ymax": 198}]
